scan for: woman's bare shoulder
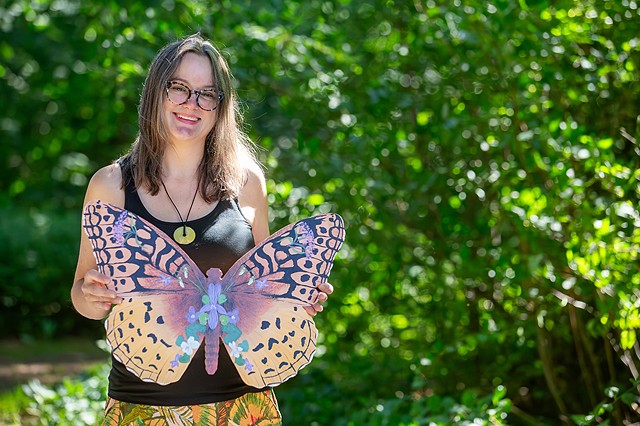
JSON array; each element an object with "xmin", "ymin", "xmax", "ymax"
[
  {"xmin": 84, "ymin": 162, "xmax": 125, "ymax": 207},
  {"xmin": 238, "ymin": 158, "xmax": 266, "ymax": 200},
  {"xmin": 244, "ymin": 158, "xmax": 266, "ymax": 186}
]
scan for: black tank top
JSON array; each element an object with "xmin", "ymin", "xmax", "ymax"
[{"xmin": 108, "ymin": 162, "xmax": 262, "ymax": 405}]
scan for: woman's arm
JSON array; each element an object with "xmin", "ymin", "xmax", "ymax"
[
  {"xmin": 238, "ymin": 163, "xmax": 333, "ymax": 315},
  {"xmin": 70, "ymin": 163, "xmax": 125, "ymax": 320},
  {"xmin": 238, "ymin": 161, "xmax": 270, "ymax": 245}
]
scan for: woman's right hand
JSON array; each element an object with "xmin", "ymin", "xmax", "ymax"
[{"xmin": 80, "ymin": 269, "xmax": 122, "ymax": 313}]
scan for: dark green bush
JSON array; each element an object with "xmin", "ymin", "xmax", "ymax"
[{"xmin": 0, "ymin": 207, "xmax": 102, "ymax": 339}]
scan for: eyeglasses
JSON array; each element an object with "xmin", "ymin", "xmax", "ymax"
[{"xmin": 165, "ymin": 81, "xmax": 225, "ymax": 111}]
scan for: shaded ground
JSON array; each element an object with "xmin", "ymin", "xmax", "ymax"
[{"xmin": 0, "ymin": 338, "xmax": 108, "ymax": 392}]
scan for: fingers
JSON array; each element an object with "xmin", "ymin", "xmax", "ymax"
[
  {"xmin": 315, "ymin": 281, "xmax": 333, "ymax": 305},
  {"xmin": 84, "ymin": 269, "xmax": 111, "ymax": 287},
  {"xmin": 82, "ymin": 270, "xmax": 122, "ymax": 308},
  {"xmin": 304, "ymin": 303, "xmax": 323, "ymax": 317},
  {"xmin": 305, "ymin": 281, "xmax": 335, "ymax": 316},
  {"xmin": 316, "ymin": 291, "xmax": 328, "ymax": 304},
  {"xmin": 317, "ymin": 282, "xmax": 334, "ymax": 295}
]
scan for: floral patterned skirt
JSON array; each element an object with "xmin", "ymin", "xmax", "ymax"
[{"xmin": 101, "ymin": 389, "xmax": 282, "ymax": 426}]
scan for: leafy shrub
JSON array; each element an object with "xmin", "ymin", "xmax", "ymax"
[
  {"xmin": 0, "ymin": 363, "xmax": 109, "ymax": 426},
  {"xmin": 0, "ymin": 207, "xmax": 103, "ymax": 339},
  {"xmin": 1, "ymin": 363, "xmax": 511, "ymax": 426}
]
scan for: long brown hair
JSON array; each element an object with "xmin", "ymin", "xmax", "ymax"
[{"xmin": 123, "ymin": 33, "xmax": 257, "ymax": 202}]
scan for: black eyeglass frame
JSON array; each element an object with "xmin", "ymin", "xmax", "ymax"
[{"xmin": 165, "ymin": 81, "xmax": 225, "ymax": 111}]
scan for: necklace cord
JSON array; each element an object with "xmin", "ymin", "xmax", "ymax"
[{"xmin": 161, "ymin": 180, "xmax": 198, "ymax": 237}]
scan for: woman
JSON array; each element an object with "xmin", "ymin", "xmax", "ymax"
[{"xmin": 71, "ymin": 33, "xmax": 332, "ymax": 425}]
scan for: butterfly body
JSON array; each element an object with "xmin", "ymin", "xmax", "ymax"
[{"xmin": 82, "ymin": 200, "xmax": 345, "ymax": 388}]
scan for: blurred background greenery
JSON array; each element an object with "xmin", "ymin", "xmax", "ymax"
[{"xmin": 1, "ymin": 0, "xmax": 640, "ymax": 424}]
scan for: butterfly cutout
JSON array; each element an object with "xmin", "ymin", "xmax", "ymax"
[{"xmin": 82, "ymin": 200, "xmax": 345, "ymax": 388}]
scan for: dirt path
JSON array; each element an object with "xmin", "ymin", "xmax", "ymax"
[{"xmin": 0, "ymin": 339, "xmax": 108, "ymax": 392}]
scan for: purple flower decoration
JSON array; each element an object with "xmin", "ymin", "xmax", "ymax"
[
  {"xmin": 111, "ymin": 211, "xmax": 128, "ymax": 246},
  {"xmin": 255, "ymin": 278, "xmax": 269, "ymax": 291},
  {"xmin": 185, "ymin": 306, "xmax": 198, "ymax": 324},
  {"xmin": 158, "ymin": 273, "xmax": 173, "ymax": 286},
  {"xmin": 170, "ymin": 354, "xmax": 180, "ymax": 368},
  {"xmin": 202, "ymin": 283, "xmax": 228, "ymax": 330},
  {"xmin": 227, "ymin": 308, "xmax": 240, "ymax": 325},
  {"xmin": 243, "ymin": 358, "xmax": 254, "ymax": 372},
  {"xmin": 297, "ymin": 222, "xmax": 316, "ymax": 260}
]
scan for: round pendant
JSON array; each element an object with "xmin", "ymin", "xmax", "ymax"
[{"xmin": 173, "ymin": 226, "xmax": 196, "ymax": 245}]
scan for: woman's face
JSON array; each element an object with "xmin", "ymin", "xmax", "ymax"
[{"xmin": 163, "ymin": 52, "xmax": 218, "ymax": 145}]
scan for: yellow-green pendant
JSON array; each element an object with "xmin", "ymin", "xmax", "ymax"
[{"xmin": 173, "ymin": 226, "xmax": 196, "ymax": 245}]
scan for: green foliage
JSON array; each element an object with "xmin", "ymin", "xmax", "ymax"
[
  {"xmin": 1, "ymin": 363, "xmax": 511, "ymax": 426},
  {"xmin": 571, "ymin": 380, "xmax": 640, "ymax": 426},
  {"xmin": 279, "ymin": 380, "xmax": 512, "ymax": 425},
  {"xmin": 2, "ymin": 0, "xmax": 640, "ymax": 424},
  {"xmin": 0, "ymin": 207, "xmax": 102, "ymax": 338},
  {"xmin": 0, "ymin": 363, "xmax": 109, "ymax": 426}
]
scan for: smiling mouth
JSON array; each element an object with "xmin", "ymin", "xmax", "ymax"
[{"xmin": 175, "ymin": 113, "xmax": 200, "ymax": 122}]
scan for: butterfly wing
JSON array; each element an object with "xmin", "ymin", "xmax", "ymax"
[
  {"xmin": 82, "ymin": 200, "xmax": 216, "ymax": 385},
  {"xmin": 217, "ymin": 213, "xmax": 346, "ymax": 388}
]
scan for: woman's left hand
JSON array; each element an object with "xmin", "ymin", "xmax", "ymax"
[{"xmin": 305, "ymin": 282, "xmax": 334, "ymax": 316}]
